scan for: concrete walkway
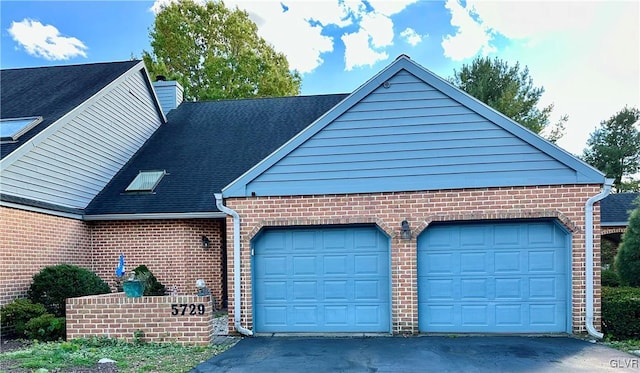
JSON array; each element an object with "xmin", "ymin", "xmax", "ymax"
[{"xmin": 192, "ymin": 336, "xmax": 640, "ymax": 372}]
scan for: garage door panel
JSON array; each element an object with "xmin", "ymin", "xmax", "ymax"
[
  {"xmin": 460, "ymin": 278, "xmax": 489, "ymax": 300},
  {"xmin": 254, "ymin": 226, "xmax": 390, "ymax": 333},
  {"xmin": 324, "ymin": 280, "xmax": 349, "ymax": 300},
  {"xmin": 293, "ymin": 281, "xmax": 318, "ymax": 300},
  {"xmin": 460, "ymin": 226, "xmax": 487, "ymax": 246},
  {"xmin": 421, "ymin": 252, "xmax": 454, "ymax": 274},
  {"xmin": 495, "ymin": 304, "xmax": 523, "ymax": 326},
  {"xmin": 323, "ymin": 255, "xmax": 347, "ymax": 274},
  {"xmin": 418, "ymin": 221, "xmax": 568, "ymax": 333},
  {"xmin": 495, "ymin": 278, "xmax": 522, "ymax": 299},
  {"xmin": 494, "ymin": 251, "xmax": 522, "ymax": 272},
  {"xmin": 257, "ymin": 256, "xmax": 288, "ymax": 276},
  {"xmin": 293, "ymin": 256, "xmax": 317, "ymax": 275},
  {"xmin": 460, "ymin": 252, "xmax": 487, "ymax": 273},
  {"xmin": 354, "ymin": 229, "xmax": 379, "ymax": 248},
  {"xmin": 461, "ymin": 305, "xmax": 489, "ymax": 326},
  {"xmin": 292, "ymin": 231, "xmax": 315, "ymax": 250}
]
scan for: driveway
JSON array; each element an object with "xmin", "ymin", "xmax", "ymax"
[{"xmin": 191, "ymin": 336, "xmax": 640, "ymax": 372}]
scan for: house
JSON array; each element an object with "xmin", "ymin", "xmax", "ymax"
[
  {"xmin": 601, "ymin": 192, "xmax": 639, "ymax": 243},
  {"xmin": 1, "ymin": 55, "xmax": 611, "ymax": 338},
  {"xmin": 0, "ymin": 60, "xmax": 165, "ymax": 307}
]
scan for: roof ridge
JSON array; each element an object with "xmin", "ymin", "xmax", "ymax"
[{"xmin": 1, "ymin": 60, "xmax": 140, "ymax": 72}]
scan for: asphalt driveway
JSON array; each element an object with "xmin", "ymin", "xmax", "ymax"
[{"xmin": 191, "ymin": 336, "xmax": 639, "ymax": 372}]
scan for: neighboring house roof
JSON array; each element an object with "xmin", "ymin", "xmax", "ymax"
[
  {"xmin": 0, "ymin": 60, "xmax": 166, "ymax": 213},
  {"xmin": 1, "ymin": 60, "xmax": 141, "ymax": 159},
  {"xmin": 601, "ymin": 192, "xmax": 639, "ymax": 226},
  {"xmin": 84, "ymin": 94, "xmax": 348, "ymax": 216},
  {"xmin": 223, "ymin": 55, "xmax": 605, "ymax": 197}
]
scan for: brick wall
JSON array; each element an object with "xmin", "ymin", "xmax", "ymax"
[
  {"xmin": 0, "ymin": 206, "xmax": 91, "ymax": 307},
  {"xmin": 66, "ymin": 293, "xmax": 213, "ymax": 345},
  {"xmin": 89, "ymin": 219, "xmax": 226, "ymax": 307},
  {"xmin": 225, "ymin": 185, "xmax": 603, "ymax": 335}
]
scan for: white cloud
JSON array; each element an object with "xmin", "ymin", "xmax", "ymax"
[
  {"xmin": 441, "ymin": 0, "xmax": 495, "ymax": 61},
  {"xmin": 467, "ymin": 1, "xmax": 639, "ymax": 155},
  {"xmin": 7, "ymin": 19, "xmax": 87, "ymax": 61},
  {"xmin": 151, "ymin": 0, "xmax": 417, "ymax": 73},
  {"xmin": 400, "ymin": 28, "xmax": 423, "ymax": 46},
  {"xmin": 361, "ymin": 12, "xmax": 394, "ymax": 48},
  {"xmin": 367, "ymin": 0, "xmax": 419, "ymax": 16},
  {"xmin": 342, "ymin": 30, "xmax": 389, "ymax": 71}
]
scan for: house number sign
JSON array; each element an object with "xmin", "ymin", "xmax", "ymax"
[{"xmin": 171, "ymin": 303, "xmax": 206, "ymax": 316}]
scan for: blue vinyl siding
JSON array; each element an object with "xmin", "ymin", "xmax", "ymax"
[
  {"xmin": 223, "ymin": 56, "xmax": 603, "ymax": 198},
  {"xmin": 417, "ymin": 220, "xmax": 570, "ymax": 333},
  {"xmin": 253, "ymin": 226, "xmax": 390, "ymax": 333},
  {"xmin": 241, "ymin": 70, "xmax": 584, "ymax": 197}
]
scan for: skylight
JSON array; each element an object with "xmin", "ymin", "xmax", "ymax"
[
  {"xmin": 125, "ymin": 170, "xmax": 166, "ymax": 192},
  {"xmin": 0, "ymin": 116, "xmax": 43, "ymax": 141}
]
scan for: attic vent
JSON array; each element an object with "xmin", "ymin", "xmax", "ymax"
[
  {"xmin": 125, "ymin": 170, "xmax": 166, "ymax": 192},
  {"xmin": 0, "ymin": 116, "xmax": 43, "ymax": 142}
]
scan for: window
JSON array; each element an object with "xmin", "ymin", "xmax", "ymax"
[
  {"xmin": 0, "ymin": 116, "xmax": 43, "ymax": 141},
  {"xmin": 125, "ymin": 170, "xmax": 166, "ymax": 192}
]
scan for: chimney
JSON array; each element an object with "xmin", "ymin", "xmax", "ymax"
[{"xmin": 152, "ymin": 78, "xmax": 183, "ymax": 115}]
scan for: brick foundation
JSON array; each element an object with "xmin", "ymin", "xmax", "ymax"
[
  {"xmin": 66, "ymin": 293, "xmax": 214, "ymax": 345},
  {"xmin": 225, "ymin": 185, "xmax": 603, "ymax": 335}
]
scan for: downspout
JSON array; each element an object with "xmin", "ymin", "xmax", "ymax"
[
  {"xmin": 584, "ymin": 178, "xmax": 614, "ymax": 339},
  {"xmin": 215, "ymin": 193, "xmax": 253, "ymax": 336}
]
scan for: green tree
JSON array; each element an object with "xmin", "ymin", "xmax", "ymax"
[
  {"xmin": 450, "ymin": 56, "xmax": 566, "ymax": 142},
  {"xmin": 615, "ymin": 196, "xmax": 640, "ymax": 286},
  {"xmin": 582, "ymin": 106, "xmax": 640, "ymax": 191},
  {"xmin": 144, "ymin": 0, "xmax": 301, "ymax": 101}
]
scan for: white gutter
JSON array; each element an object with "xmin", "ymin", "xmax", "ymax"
[
  {"xmin": 214, "ymin": 193, "xmax": 253, "ymax": 336},
  {"xmin": 584, "ymin": 178, "xmax": 614, "ymax": 339}
]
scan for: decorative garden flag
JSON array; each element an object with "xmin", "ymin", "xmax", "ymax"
[{"xmin": 115, "ymin": 253, "xmax": 126, "ymax": 277}]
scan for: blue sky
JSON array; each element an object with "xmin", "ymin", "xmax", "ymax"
[{"xmin": 1, "ymin": 0, "xmax": 638, "ymax": 157}]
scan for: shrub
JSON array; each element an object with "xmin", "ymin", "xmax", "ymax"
[
  {"xmin": 602, "ymin": 286, "xmax": 640, "ymax": 340},
  {"xmin": 0, "ymin": 299, "xmax": 47, "ymax": 338},
  {"xmin": 133, "ymin": 265, "xmax": 166, "ymax": 296},
  {"xmin": 28, "ymin": 264, "xmax": 111, "ymax": 317},
  {"xmin": 601, "ymin": 269, "xmax": 620, "ymax": 287},
  {"xmin": 24, "ymin": 313, "xmax": 66, "ymax": 341},
  {"xmin": 601, "ymin": 239, "xmax": 617, "ymax": 269},
  {"xmin": 615, "ymin": 197, "xmax": 640, "ymax": 286}
]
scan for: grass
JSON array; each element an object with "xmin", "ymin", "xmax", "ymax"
[
  {"xmin": 0, "ymin": 337, "xmax": 233, "ymax": 373},
  {"xmin": 603, "ymin": 337, "xmax": 640, "ymax": 354}
]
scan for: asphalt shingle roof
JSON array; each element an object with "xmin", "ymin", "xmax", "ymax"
[
  {"xmin": 85, "ymin": 93, "xmax": 348, "ymax": 215},
  {"xmin": 601, "ymin": 192, "xmax": 639, "ymax": 225},
  {"xmin": 1, "ymin": 60, "xmax": 140, "ymax": 159}
]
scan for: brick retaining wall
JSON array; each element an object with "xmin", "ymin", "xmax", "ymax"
[{"xmin": 66, "ymin": 293, "xmax": 214, "ymax": 345}]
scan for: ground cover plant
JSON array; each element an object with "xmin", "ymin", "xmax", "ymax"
[{"xmin": 0, "ymin": 337, "xmax": 234, "ymax": 372}]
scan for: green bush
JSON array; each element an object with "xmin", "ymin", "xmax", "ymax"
[
  {"xmin": 28, "ymin": 264, "xmax": 111, "ymax": 317},
  {"xmin": 133, "ymin": 265, "xmax": 166, "ymax": 296},
  {"xmin": 601, "ymin": 269, "xmax": 620, "ymax": 287},
  {"xmin": 601, "ymin": 239, "xmax": 618, "ymax": 269},
  {"xmin": 615, "ymin": 197, "xmax": 640, "ymax": 286},
  {"xmin": 602, "ymin": 286, "xmax": 640, "ymax": 340},
  {"xmin": 0, "ymin": 299, "xmax": 47, "ymax": 338},
  {"xmin": 24, "ymin": 313, "xmax": 66, "ymax": 341}
]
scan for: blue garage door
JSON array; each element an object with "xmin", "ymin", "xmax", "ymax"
[
  {"xmin": 418, "ymin": 220, "xmax": 569, "ymax": 333},
  {"xmin": 253, "ymin": 226, "xmax": 390, "ymax": 333}
]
